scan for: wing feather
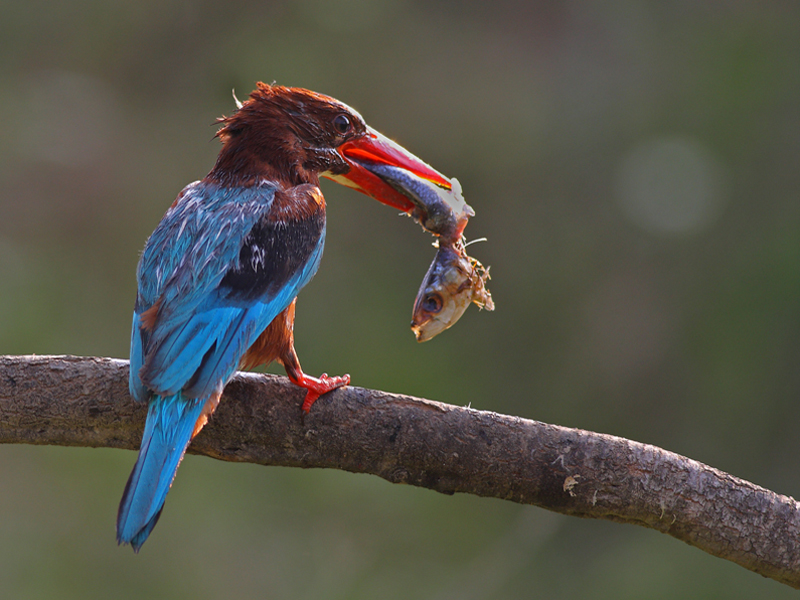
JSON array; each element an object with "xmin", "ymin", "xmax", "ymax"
[{"xmin": 130, "ymin": 180, "xmax": 325, "ymax": 401}]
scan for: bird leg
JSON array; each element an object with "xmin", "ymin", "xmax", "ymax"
[
  {"xmin": 274, "ymin": 302, "xmax": 350, "ymax": 412},
  {"xmin": 242, "ymin": 300, "xmax": 350, "ymax": 413},
  {"xmin": 281, "ymin": 349, "xmax": 350, "ymax": 413}
]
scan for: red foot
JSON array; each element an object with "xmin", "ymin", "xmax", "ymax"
[{"xmin": 292, "ymin": 372, "xmax": 350, "ymax": 413}]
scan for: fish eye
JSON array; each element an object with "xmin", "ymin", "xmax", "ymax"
[
  {"xmin": 332, "ymin": 114, "xmax": 351, "ymax": 135},
  {"xmin": 422, "ymin": 293, "xmax": 443, "ymax": 314}
]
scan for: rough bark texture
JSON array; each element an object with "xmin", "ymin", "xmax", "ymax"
[{"xmin": 1, "ymin": 354, "xmax": 798, "ymax": 587}]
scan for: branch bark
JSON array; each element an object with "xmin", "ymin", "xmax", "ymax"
[{"xmin": 1, "ymin": 354, "xmax": 798, "ymax": 587}]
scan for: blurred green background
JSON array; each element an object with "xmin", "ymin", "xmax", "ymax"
[{"xmin": 1, "ymin": 0, "xmax": 799, "ymax": 597}]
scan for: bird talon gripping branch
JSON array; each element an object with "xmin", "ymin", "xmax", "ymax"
[
  {"xmin": 298, "ymin": 373, "xmax": 351, "ymax": 413},
  {"xmin": 117, "ymin": 84, "xmax": 454, "ymax": 551}
]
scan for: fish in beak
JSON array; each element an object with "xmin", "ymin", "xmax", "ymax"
[
  {"xmin": 325, "ymin": 127, "xmax": 453, "ymax": 214},
  {"xmin": 317, "ymin": 105, "xmax": 493, "ymax": 342}
]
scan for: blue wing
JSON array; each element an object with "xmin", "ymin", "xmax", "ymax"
[
  {"xmin": 129, "ymin": 179, "xmax": 325, "ymax": 402},
  {"xmin": 120, "ymin": 180, "xmax": 326, "ymax": 550}
]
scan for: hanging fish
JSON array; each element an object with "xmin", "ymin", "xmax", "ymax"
[
  {"xmin": 359, "ymin": 159, "xmax": 493, "ymax": 340},
  {"xmin": 411, "ymin": 241, "xmax": 494, "ymax": 342}
]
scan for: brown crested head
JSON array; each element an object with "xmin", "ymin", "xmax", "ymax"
[
  {"xmin": 208, "ymin": 83, "xmax": 367, "ymax": 187},
  {"xmin": 205, "ymin": 83, "xmax": 453, "ymax": 215}
]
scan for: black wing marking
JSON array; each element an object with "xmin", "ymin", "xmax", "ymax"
[{"xmin": 219, "ymin": 185, "xmax": 326, "ymax": 303}]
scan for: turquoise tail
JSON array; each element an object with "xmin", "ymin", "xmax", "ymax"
[{"xmin": 117, "ymin": 393, "xmax": 206, "ymax": 552}]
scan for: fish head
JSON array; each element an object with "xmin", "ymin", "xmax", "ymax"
[{"xmin": 411, "ymin": 246, "xmax": 474, "ymax": 342}]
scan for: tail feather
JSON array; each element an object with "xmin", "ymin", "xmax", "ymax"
[{"xmin": 117, "ymin": 393, "xmax": 206, "ymax": 552}]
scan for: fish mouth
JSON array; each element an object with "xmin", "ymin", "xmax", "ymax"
[
  {"xmin": 411, "ymin": 301, "xmax": 470, "ymax": 343},
  {"xmin": 411, "ymin": 322, "xmax": 433, "ymax": 342},
  {"xmin": 410, "ymin": 309, "xmax": 450, "ymax": 342}
]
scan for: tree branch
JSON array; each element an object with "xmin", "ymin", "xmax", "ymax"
[{"xmin": 1, "ymin": 354, "xmax": 798, "ymax": 586}]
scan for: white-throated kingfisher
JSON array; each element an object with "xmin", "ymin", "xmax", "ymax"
[{"xmin": 117, "ymin": 83, "xmax": 452, "ymax": 551}]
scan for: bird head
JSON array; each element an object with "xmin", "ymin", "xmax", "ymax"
[{"xmin": 211, "ymin": 83, "xmax": 451, "ymax": 211}]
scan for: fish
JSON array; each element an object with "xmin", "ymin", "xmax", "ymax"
[
  {"xmin": 361, "ymin": 161, "xmax": 493, "ymax": 340},
  {"xmin": 411, "ymin": 241, "xmax": 494, "ymax": 342},
  {"xmin": 364, "ymin": 163, "xmax": 474, "ymax": 242}
]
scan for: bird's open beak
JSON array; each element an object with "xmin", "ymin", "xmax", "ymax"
[{"xmin": 324, "ymin": 127, "xmax": 452, "ymax": 212}]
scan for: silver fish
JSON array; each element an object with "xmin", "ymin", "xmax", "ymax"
[
  {"xmin": 411, "ymin": 242, "xmax": 494, "ymax": 342},
  {"xmin": 364, "ymin": 163, "xmax": 474, "ymax": 242}
]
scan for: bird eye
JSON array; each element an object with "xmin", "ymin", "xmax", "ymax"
[
  {"xmin": 422, "ymin": 293, "xmax": 443, "ymax": 314},
  {"xmin": 332, "ymin": 114, "xmax": 351, "ymax": 135}
]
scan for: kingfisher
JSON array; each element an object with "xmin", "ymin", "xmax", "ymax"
[{"xmin": 117, "ymin": 83, "xmax": 453, "ymax": 551}]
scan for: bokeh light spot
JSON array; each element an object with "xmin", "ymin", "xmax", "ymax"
[{"xmin": 616, "ymin": 136, "xmax": 728, "ymax": 235}]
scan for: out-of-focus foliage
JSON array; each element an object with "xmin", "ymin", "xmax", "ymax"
[{"xmin": 1, "ymin": 1, "xmax": 799, "ymax": 597}]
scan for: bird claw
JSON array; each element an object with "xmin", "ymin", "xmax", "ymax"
[{"xmin": 299, "ymin": 373, "xmax": 351, "ymax": 413}]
